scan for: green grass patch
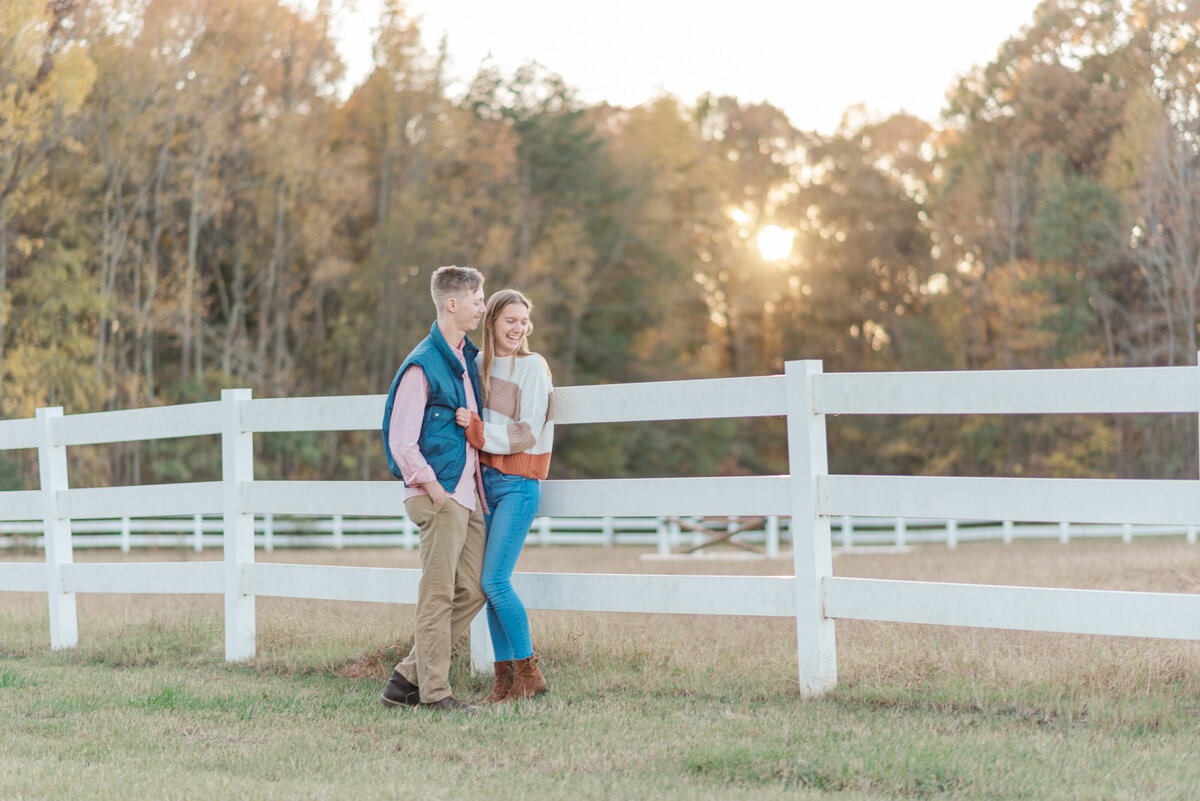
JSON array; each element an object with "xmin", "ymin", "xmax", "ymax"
[{"xmin": 0, "ymin": 667, "xmax": 32, "ymax": 688}]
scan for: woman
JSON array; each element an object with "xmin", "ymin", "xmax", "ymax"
[{"xmin": 455, "ymin": 289, "xmax": 554, "ymax": 704}]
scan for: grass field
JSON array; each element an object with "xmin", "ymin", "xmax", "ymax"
[{"xmin": 4, "ymin": 540, "xmax": 1200, "ymax": 800}]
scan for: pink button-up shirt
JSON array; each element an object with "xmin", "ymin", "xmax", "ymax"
[{"xmin": 387, "ymin": 339, "xmax": 485, "ymax": 512}]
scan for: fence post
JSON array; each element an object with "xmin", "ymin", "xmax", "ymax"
[
  {"xmin": 601, "ymin": 515, "xmax": 614, "ymax": 548},
  {"xmin": 222, "ymin": 388, "xmax": 255, "ymax": 661},
  {"xmin": 193, "ymin": 514, "xmax": 204, "ymax": 553},
  {"xmin": 36, "ymin": 406, "xmax": 77, "ymax": 651},
  {"xmin": 784, "ymin": 360, "xmax": 836, "ymax": 696},
  {"xmin": 1122, "ymin": 523, "xmax": 1133, "ymax": 544},
  {"xmin": 469, "ymin": 610, "xmax": 493, "ymax": 673},
  {"xmin": 332, "ymin": 514, "xmax": 344, "ymax": 549},
  {"xmin": 946, "ymin": 519, "xmax": 958, "ymax": 549},
  {"xmin": 401, "ymin": 514, "xmax": 416, "ymax": 550},
  {"xmin": 895, "ymin": 518, "xmax": 907, "ymax": 549},
  {"xmin": 1059, "ymin": 521, "xmax": 1070, "ymax": 545},
  {"xmin": 263, "ymin": 513, "xmax": 274, "ymax": 553},
  {"xmin": 1002, "ymin": 520, "xmax": 1014, "ymax": 545},
  {"xmin": 841, "ymin": 515, "xmax": 853, "ymax": 549},
  {"xmin": 120, "ymin": 516, "xmax": 131, "ymax": 553},
  {"xmin": 765, "ymin": 515, "xmax": 779, "ymax": 559}
]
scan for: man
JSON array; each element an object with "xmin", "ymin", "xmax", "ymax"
[{"xmin": 379, "ymin": 265, "xmax": 489, "ymax": 713}]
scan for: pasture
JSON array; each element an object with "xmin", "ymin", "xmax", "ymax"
[{"xmin": 4, "ymin": 541, "xmax": 1200, "ymax": 800}]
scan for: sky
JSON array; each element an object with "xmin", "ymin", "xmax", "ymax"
[{"xmin": 328, "ymin": 0, "xmax": 1045, "ymax": 134}]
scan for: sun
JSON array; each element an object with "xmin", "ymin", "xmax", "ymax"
[{"xmin": 756, "ymin": 225, "xmax": 794, "ymax": 262}]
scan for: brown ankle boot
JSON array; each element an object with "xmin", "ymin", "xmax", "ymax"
[
  {"xmin": 503, "ymin": 653, "xmax": 548, "ymax": 702},
  {"xmin": 481, "ymin": 660, "xmax": 513, "ymax": 705}
]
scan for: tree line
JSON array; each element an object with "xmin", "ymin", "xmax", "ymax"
[{"xmin": 2, "ymin": 0, "xmax": 1199, "ymax": 489}]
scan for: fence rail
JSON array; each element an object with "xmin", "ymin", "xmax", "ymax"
[
  {"xmin": 55, "ymin": 400, "xmax": 223, "ymax": 445},
  {"xmin": 5, "ymin": 360, "xmax": 1200, "ymax": 695},
  {"xmin": 812, "ymin": 365, "xmax": 1200, "ymax": 415},
  {"xmin": 824, "ymin": 577, "xmax": 1200, "ymax": 639}
]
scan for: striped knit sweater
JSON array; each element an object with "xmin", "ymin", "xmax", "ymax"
[{"xmin": 464, "ymin": 353, "xmax": 555, "ymax": 479}]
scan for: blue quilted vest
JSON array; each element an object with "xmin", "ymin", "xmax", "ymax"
[{"xmin": 381, "ymin": 321, "xmax": 482, "ymax": 490}]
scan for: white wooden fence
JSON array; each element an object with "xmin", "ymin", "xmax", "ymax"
[
  {"xmin": 4, "ymin": 361, "xmax": 1200, "ymax": 695},
  {"xmin": 5, "ymin": 514, "xmax": 1198, "ymax": 551},
  {"xmin": 0, "ymin": 514, "xmax": 779, "ymax": 554}
]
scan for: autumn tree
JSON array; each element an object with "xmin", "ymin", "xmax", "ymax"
[
  {"xmin": 0, "ymin": 0, "xmax": 96, "ymax": 416},
  {"xmin": 788, "ymin": 112, "xmax": 939, "ymax": 373}
]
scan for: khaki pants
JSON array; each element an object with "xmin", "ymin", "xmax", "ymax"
[{"xmin": 393, "ymin": 492, "xmax": 487, "ymax": 703}]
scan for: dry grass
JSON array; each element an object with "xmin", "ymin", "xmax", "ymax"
[{"xmin": 4, "ymin": 540, "xmax": 1200, "ymax": 799}]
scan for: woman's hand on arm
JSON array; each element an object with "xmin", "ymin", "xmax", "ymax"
[{"xmin": 458, "ymin": 408, "xmax": 485, "ymax": 449}]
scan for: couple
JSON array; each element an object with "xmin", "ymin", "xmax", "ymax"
[{"xmin": 378, "ymin": 265, "xmax": 554, "ymax": 713}]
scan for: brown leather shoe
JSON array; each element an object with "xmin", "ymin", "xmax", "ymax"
[
  {"xmin": 481, "ymin": 661, "xmax": 513, "ymax": 705},
  {"xmin": 503, "ymin": 653, "xmax": 548, "ymax": 702},
  {"xmin": 424, "ymin": 696, "xmax": 479, "ymax": 713},
  {"xmin": 378, "ymin": 670, "xmax": 420, "ymax": 707}
]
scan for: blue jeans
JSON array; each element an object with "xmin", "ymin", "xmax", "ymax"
[{"xmin": 481, "ymin": 465, "xmax": 541, "ymax": 662}]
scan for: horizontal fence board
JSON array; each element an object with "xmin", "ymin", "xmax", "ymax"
[
  {"xmin": 61, "ymin": 482, "xmax": 223, "ymax": 519},
  {"xmin": 244, "ymin": 481, "xmax": 407, "ymax": 516},
  {"xmin": 245, "ymin": 563, "xmax": 794, "ymax": 616},
  {"xmin": 60, "ymin": 562, "xmax": 222, "ymax": 594},
  {"xmin": 540, "ymin": 477, "xmax": 791, "ymax": 517},
  {"xmin": 0, "ymin": 563, "xmax": 46, "ymax": 592},
  {"xmin": 0, "ymin": 491, "xmax": 42, "ymax": 521},
  {"xmin": 554, "ymin": 375, "xmax": 787, "ymax": 423},
  {"xmin": 245, "ymin": 563, "xmax": 421, "ymax": 602},
  {"xmin": 820, "ymin": 475, "xmax": 1200, "ymax": 526},
  {"xmin": 242, "ymin": 395, "xmax": 385, "ymax": 433},
  {"xmin": 241, "ymin": 375, "xmax": 787, "ymax": 434},
  {"xmin": 814, "ymin": 366, "xmax": 1199, "ymax": 415},
  {"xmin": 825, "ymin": 577, "xmax": 1200, "ymax": 639},
  {"xmin": 55, "ymin": 402, "xmax": 223, "ymax": 446},
  {"xmin": 514, "ymin": 572, "xmax": 794, "ymax": 616},
  {"xmin": 0, "ymin": 418, "xmax": 39, "ymax": 451},
  {"xmin": 244, "ymin": 476, "xmax": 791, "ymax": 517}
]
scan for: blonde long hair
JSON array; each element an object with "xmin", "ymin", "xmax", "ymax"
[{"xmin": 480, "ymin": 289, "xmax": 536, "ymax": 404}]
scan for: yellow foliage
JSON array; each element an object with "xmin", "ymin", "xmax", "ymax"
[
  {"xmin": 0, "ymin": 0, "xmax": 46, "ymax": 81},
  {"xmin": 1042, "ymin": 420, "xmax": 1118, "ymax": 478},
  {"xmin": 43, "ymin": 43, "xmax": 96, "ymax": 114},
  {"xmin": 0, "ymin": 3, "xmax": 95, "ymax": 150}
]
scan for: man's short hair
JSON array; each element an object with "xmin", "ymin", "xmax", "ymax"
[{"xmin": 430, "ymin": 265, "xmax": 484, "ymax": 309}]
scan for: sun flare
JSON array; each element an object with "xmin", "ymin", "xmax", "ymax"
[{"xmin": 756, "ymin": 225, "xmax": 794, "ymax": 261}]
